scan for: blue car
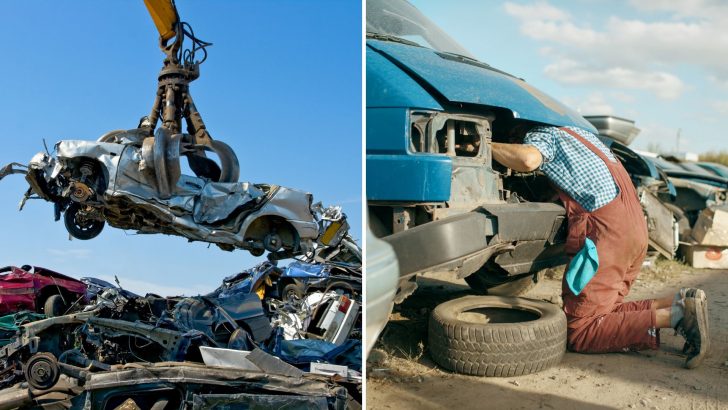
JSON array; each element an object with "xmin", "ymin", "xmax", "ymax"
[
  {"xmin": 697, "ymin": 162, "xmax": 728, "ymax": 178},
  {"xmin": 211, "ymin": 261, "xmax": 361, "ymax": 302},
  {"xmin": 366, "ymin": 0, "xmax": 602, "ymax": 300}
]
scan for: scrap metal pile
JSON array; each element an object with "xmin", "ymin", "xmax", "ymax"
[{"xmin": 0, "ymin": 254, "xmax": 361, "ymax": 408}]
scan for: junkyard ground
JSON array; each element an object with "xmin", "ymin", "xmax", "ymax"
[{"xmin": 366, "ymin": 260, "xmax": 728, "ymax": 409}]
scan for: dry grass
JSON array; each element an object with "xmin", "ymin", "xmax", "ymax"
[
  {"xmin": 640, "ymin": 257, "xmax": 690, "ymax": 282},
  {"xmin": 699, "ymin": 151, "xmax": 728, "ymax": 167}
]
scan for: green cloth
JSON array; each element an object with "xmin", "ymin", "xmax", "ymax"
[
  {"xmin": 0, "ymin": 311, "xmax": 45, "ymax": 347},
  {"xmin": 565, "ymin": 238, "xmax": 599, "ymax": 296}
]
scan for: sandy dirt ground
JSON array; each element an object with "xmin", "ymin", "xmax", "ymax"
[{"xmin": 366, "ymin": 262, "xmax": 728, "ymax": 409}]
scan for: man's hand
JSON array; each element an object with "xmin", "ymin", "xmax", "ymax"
[{"xmin": 491, "ymin": 143, "xmax": 543, "ymax": 172}]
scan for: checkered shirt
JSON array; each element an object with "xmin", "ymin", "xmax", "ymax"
[{"xmin": 524, "ymin": 126, "xmax": 619, "ymax": 212}]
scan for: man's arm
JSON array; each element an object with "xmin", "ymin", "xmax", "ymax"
[{"xmin": 491, "ymin": 142, "xmax": 543, "ymax": 172}]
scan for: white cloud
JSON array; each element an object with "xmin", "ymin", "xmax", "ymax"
[
  {"xmin": 544, "ymin": 60, "xmax": 684, "ymax": 100},
  {"xmin": 522, "ymin": 20, "xmax": 602, "ymax": 48},
  {"xmin": 561, "ymin": 92, "xmax": 614, "ymax": 116},
  {"xmin": 503, "ymin": 2, "xmax": 570, "ymax": 22},
  {"xmin": 503, "ymin": 1, "xmax": 728, "ymax": 98},
  {"xmin": 627, "ymin": 0, "xmax": 728, "ymax": 20},
  {"xmin": 608, "ymin": 91, "xmax": 636, "ymax": 104}
]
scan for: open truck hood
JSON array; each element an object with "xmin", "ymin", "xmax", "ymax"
[{"xmin": 368, "ymin": 39, "xmax": 596, "ymax": 132}]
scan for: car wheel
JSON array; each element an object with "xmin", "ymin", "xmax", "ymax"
[
  {"xmin": 24, "ymin": 352, "xmax": 60, "ymax": 390},
  {"xmin": 43, "ymin": 294, "xmax": 66, "ymax": 317},
  {"xmin": 64, "ymin": 203, "xmax": 105, "ymax": 240},
  {"xmin": 282, "ymin": 283, "xmax": 305, "ymax": 301},
  {"xmin": 429, "ymin": 295, "xmax": 566, "ymax": 377},
  {"xmin": 464, "ymin": 268, "xmax": 545, "ymax": 297}
]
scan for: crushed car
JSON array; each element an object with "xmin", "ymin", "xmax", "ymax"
[
  {"xmin": 645, "ymin": 155, "xmax": 728, "ymax": 234},
  {"xmin": 0, "ymin": 266, "xmax": 88, "ymax": 318},
  {"xmin": 584, "ymin": 116, "xmax": 679, "ymax": 260},
  {"xmin": 214, "ymin": 260, "xmax": 361, "ymax": 302},
  {"xmin": 0, "ymin": 357, "xmax": 353, "ymax": 409},
  {"xmin": 585, "ymin": 115, "xmax": 728, "ymax": 260},
  {"xmin": 0, "ymin": 134, "xmax": 321, "ymax": 260},
  {"xmin": 0, "ymin": 260, "xmax": 362, "ymax": 406},
  {"xmin": 696, "ymin": 161, "xmax": 728, "ymax": 178},
  {"xmin": 0, "ymin": 287, "xmax": 273, "ymax": 390}
]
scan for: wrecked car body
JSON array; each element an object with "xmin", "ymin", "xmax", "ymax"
[
  {"xmin": 0, "ymin": 359, "xmax": 351, "ymax": 409},
  {"xmin": 212, "ymin": 260, "xmax": 362, "ymax": 349},
  {"xmin": 0, "ymin": 266, "xmax": 87, "ymax": 318},
  {"xmin": 269, "ymin": 291, "xmax": 361, "ymax": 345},
  {"xmin": 280, "ymin": 261, "xmax": 362, "ymax": 300},
  {"xmin": 1, "ymin": 136, "xmax": 320, "ymax": 259},
  {"xmin": 585, "ymin": 115, "xmax": 727, "ymax": 250},
  {"xmin": 697, "ymin": 161, "xmax": 728, "ymax": 178},
  {"xmin": 0, "ymin": 285, "xmax": 272, "ymax": 390},
  {"xmin": 626, "ymin": 154, "xmax": 728, "ymax": 242},
  {"xmin": 584, "ymin": 116, "xmax": 679, "ymax": 259},
  {"xmin": 310, "ymin": 203, "xmax": 362, "ymax": 265},
  {"xmin": 0, "ymin": 262, "xmax": 362, "ymax": 407},
  {"xmin": 367, "ymin": 0, "xmax": 593, "ymax": 301},
  {"xmin": 213, "ymin": 260, "xmax": 362, "ymax": 303}
]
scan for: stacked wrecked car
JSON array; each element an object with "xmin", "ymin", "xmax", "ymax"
[
  {"xmin": 0, "ymin": 129, "xmax": 363, "ymax": 408},
  {"xmin": 0, "ymin": 252, "xmax": 362, "ymax": 408},
  {"xmin": 584, "ymin": 115, "xmax": 728, "ymax": 267}
]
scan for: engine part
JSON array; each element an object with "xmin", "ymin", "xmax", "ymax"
[{"xmin": 69, "ymin": 181, "xmax": 93, "ymax": 203}]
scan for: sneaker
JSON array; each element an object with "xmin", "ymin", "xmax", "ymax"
[{"xmin": 674, "ymin": 288, "xmax": 710, "ymax": 369}]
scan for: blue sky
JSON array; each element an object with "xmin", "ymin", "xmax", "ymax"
[
  {"xmin": 412, "ymin": 0, "xmax": 728, "ymax": 154},
  {"xmin": 0, "ymin": 1, "xmax": 361, "ymax": 296}
]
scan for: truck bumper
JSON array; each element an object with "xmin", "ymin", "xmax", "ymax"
[{"xmin": 384, "ymin": 202, "xmax": 567, "ymax": 279}]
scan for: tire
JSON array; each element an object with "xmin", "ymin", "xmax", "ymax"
[
  {"xmin": 282, "ymin": 283, "xmax": 305, "ymax": 301},
  {"xmin": 64, "ymin": 203, "xmax": 105, "ymax": 240},
  {"xmin": 43, "ymin": 294, "xmax": 66, "ymax": 317},
  {"xmin": 428, "ymin": 295, "xmax": 566, "ymax": 377},
  {"xmin": 465, "ymin": 267, "xmax": 545, "ymax": 297}
]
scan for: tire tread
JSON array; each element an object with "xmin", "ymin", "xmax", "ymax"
[{"xmin": 428, "ymin": 296, "xmax": 567, "ymax": 377}]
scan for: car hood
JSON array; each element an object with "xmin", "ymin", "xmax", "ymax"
[{"xmin": 368, "ymin": 40, "xmax": 596, "ymax": 132}]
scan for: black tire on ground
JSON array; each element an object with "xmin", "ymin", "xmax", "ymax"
[
  {"xmin": 428, "ymin": 295, "xmax": 566, "ymax": 377},
  {"xmin": 43, "ymin": 294, "xmax": 66, "ymax": 317},
  {"xmin": 465, "ymin": 268, "xmax": 545, "ymax": 297}
]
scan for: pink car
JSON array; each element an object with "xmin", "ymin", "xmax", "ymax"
[{"xmin": 0, "ymin": 265, "xmax": 87, "ymax": 317}]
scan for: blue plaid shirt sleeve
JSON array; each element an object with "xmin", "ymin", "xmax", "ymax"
[
  {"xmin": 523, "ymin": 126, "xmax": 556, "ymax": 166},
  {"xmin": 518, "ymin": 126, "xmax": 619, "ymax": 211}
]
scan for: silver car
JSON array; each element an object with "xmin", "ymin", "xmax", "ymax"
[{"xmin": 1, "ymin": 129, "xmax": 319, "ymax": 259}]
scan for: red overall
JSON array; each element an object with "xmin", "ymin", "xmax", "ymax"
[{"xmin": 557, "ymin": 128, "xmax": 656, "ymax": 353}]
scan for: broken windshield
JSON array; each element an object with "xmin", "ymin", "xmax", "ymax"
[{"xmin": 366, "ymin": 0, "xmax": 476, "ymax": 60}]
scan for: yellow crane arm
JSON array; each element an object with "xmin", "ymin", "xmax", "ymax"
[{"xmin": 144, "ymin": 0, "xmax": 179, "ymax": 41}]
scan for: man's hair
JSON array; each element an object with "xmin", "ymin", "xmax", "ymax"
[{"xmin": 506, "ymin": 122, "xmax": 534, "ymax": 143}]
